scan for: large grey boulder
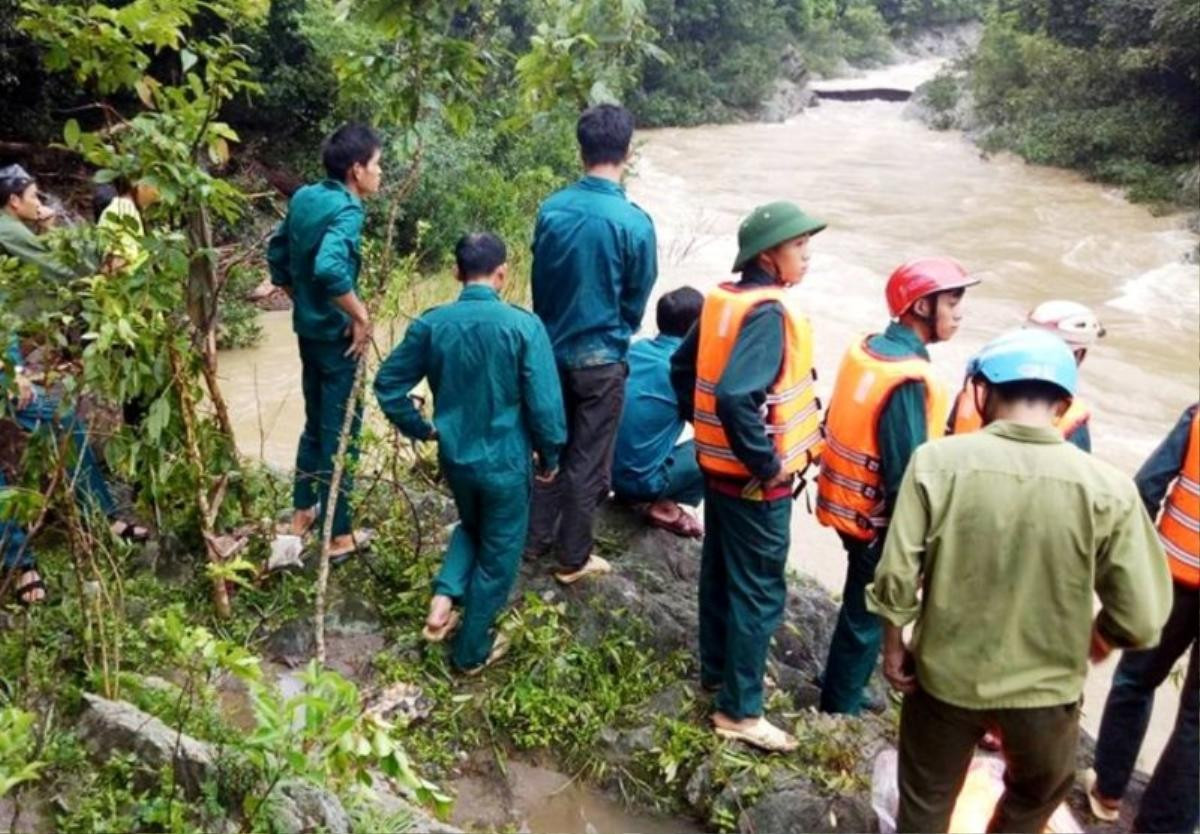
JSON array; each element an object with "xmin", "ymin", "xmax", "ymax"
[
  {"xmin": 271, "ymin": 780, "xmax": 351, "ymax": 834},
  {"xmin": 77, "ymin": 693, "xmax": 216, "ymax": 799}
]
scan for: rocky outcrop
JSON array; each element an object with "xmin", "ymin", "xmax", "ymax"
[
  {"xmin": 904, "ymin": 72, "xmax": 980, "ymax": 134},
  {"xmin": 519, "ymin": 502, "xmax": 859, "ymax": 710},
  {"xmin": 271, "ymin": 780, "xmax": 352, "ymax": 834},
  {"xmin": 78, "ymin": 693, "xmax": 218, "ymax": 799}
]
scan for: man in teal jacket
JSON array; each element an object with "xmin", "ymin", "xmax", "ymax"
[
  {"xmin": 268, "ymin": 124, "xmax": 380, "ymax": 560},
  {"xmin": 526, "ymin": 104, "xmax": 658, "ymax": 584},
  {"xmin": 375, "ymin": 233, "xmax": 566, "ymax": 671},
  {"xmin": 611, "ymin": 287, "xmax": 705, "ymax": 536}
]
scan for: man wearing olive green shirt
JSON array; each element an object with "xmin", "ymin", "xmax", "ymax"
[{"xmin": 867, "ymin": 329, "xmax": 1171, "ymax": 834}]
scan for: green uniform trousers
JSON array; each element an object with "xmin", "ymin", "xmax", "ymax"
[
  {"xmin": 699, "ymin": 486, "xmax": 791, "ymax": 720},
  {"xmin": 435, "ymin": 473, "xmax": 530, "ymax": 670},
  {"xmin": 820, "ymin": 534, "xmax": 883, "ymax": 715},
  {"xmin": 897, "ymin": 687, "xmax": 1079, "ymax": 833},
  {"xmin": 294, "ymin": 337, "xmax": 362, "ymax": 538}
]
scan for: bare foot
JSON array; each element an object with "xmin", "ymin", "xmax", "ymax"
[
  {"xmin": 712, "ymin": 711, "xmax": 758, "ymax": 732},
  {"xmin": 291, "ymin": 508, "xmax": 317, "ymax": 536},
  {"xmin": 427, "ymin": 594, "xmax": 453, "ymax": 630},
  {"xmin": 15, "ymin": 569, "xmax": 46, "ymax": 605}
]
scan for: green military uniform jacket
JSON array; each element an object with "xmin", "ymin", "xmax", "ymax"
[
  {"xmin": 266, "ymin": 180, "xmax": 364, "ymax": 343},
  {"xmin": 374, "ymin": 284, "xmax": 567, "ymax": 487},
  {"xmin": 867, "ymin": 421, "xmax": 1172, "ymax": 710}
]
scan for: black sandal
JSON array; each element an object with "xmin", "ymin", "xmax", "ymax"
[
  {"xmin": 13, "ymin": 570, "xmax": 46, "ymax": 607},
  {"xmin": 111, "ymin": 519, "xmax": 151, "ymax": 543}
]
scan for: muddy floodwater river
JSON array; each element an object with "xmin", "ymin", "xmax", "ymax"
[{"xmin": 221, "ymin": 59, "xmax": 1198, "ymax": 805}]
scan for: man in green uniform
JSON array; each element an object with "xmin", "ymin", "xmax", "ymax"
[
  {"xmin": 867, "ymin": 329, "xmax": 1172, "ymax": 833},
  {"xmin": 526, "ymin": 104, "xmax": 658, "ymax": 584},
  {"xmin": 671, "ymin": 202, "xmax": 826, "ymax": 752},
  {"xmin": 268, "ymin": 124, "xmax": 380, "ymax": 560},
  {"xmin": 375, "ymin": 233, "xmax": 566, "ymax": 671},
  {"xmin": 819, "ymin": 258, "xmax": 978, "ymax": 716}
]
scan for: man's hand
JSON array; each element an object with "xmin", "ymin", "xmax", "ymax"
[
  {"xmin": 14, "ymin": 372, "xmax": 35, "ymax": 410},
  {"xmin": 535, "ymin": 467, "xmax": 559, "ymax": 484},
  {"xmin": 1089, "ymin": 621, "xmax": 1113, "ymax": 664},
  {"xmin": 882, "ymin": 623, "xmax": 918, "ymax": 694},
  {"xmin": 763, "ymin": 468, "xmax": 792, "ymax": 490},
  {"xmin": 344, "ymin": 316, "xmax": 372, "ymax": 359}
]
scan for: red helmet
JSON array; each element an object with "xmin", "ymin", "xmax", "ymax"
[{"xmin": 885, "ymin": 257, "xmax": 979, "ymax": 317}]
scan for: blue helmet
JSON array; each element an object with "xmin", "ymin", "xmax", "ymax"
[{"xmin": 966, "ymin": 328, "xmax": 1078, "ymax": 397}]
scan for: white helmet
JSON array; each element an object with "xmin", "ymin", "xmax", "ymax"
[{"xmin": 1025, "ymin": 300, "xmax": 1106, "ymax": 348}]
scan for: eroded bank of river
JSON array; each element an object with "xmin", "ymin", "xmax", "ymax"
[{"xmin": 220, "ymin": 59, "xmax": 1198, "ymax": 792}]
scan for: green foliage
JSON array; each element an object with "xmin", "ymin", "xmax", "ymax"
[
  {"xmin": 0, "ymin": 707, "xmax": 44, "ymax": 797},
  {"xmin": 968, "ymin": 2, "xmax": 1200, "ymax": 205}
]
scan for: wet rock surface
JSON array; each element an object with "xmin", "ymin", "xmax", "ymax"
[{"xmin": 77, "ymin": 693, "xmax": 217, "ymax": 799}]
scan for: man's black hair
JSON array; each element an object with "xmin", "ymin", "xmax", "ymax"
[
  {"xmin": 656, "ymin": 287, "xmax": 704, "ymax": 337},
  {"xmin": 0, "ymin": 177, "xmax": 34, "ymax": 207},
  {"xmin": 322, "ymin": 123, "xmax": 382, "ymax": 182},
  {"xmin": 92, "ymin": 184, "xmax": 118, "ymax": 222},
  {"xmin": 976, "ymin": 376, "xmax": 1070, "ymax": 407},
  {"xmin": 576, "ymin": 104, "xmax": 634, "ymax": 167},
  {"xmin": 455, "ymin": 232, "xmax": 507, "ymax": 280}
]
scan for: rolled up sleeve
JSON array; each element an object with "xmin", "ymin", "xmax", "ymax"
[
  {"xmin": 313, "ymin": 204, "xmax": 363, "ymax": 297},
  {"xmin": 866, "ymin": 461, "xmax": 929, "ymax": 627},
  {"xmin": 374, "ymin": 320, "xmax": 436, "ymax": 441}
]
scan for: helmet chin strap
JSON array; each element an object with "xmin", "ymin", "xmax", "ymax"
[{"xmin": 915, "ymin": 294, "xmax": 942, "ymax": 344}]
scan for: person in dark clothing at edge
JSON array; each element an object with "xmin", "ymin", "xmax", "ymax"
[
  {"xmin": 525, "ymin": 104, "xmax": 657, "ymax": 585},
  {"xmin": 611, "ymin": 287, "xmax": 705, "ymax": 538},
  {"xmin": 268, "ymin": 124, "xmax": 380, "ymax": 561},
  {"xmin": 671, "ymin": 201, "xmax": 826, "ymax": 752},
  {"xmin": 1087, "ymin": 401, "xmax": 1199, "ymax": 834},
  {"xmin": 816, "ymin": 257, "xmax": 978, "ymax": 716},
  {"xmin": 374, "ymin": 233, "xmax": 566, "ymax": 674},
  {"xmin": 2, "ymin": 165, "xmax": 148, "ymax": 606}
]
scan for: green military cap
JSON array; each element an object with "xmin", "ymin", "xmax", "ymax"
[{"xmin": 731, "ymin": 201, "xmax": 826, "ymax": 272}]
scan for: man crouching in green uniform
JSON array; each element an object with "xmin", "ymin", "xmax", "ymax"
[
  {"xmin": 374, "ymin": 233, "xmax": 566, "ymax": 672},
  {"xmin": 268, "ymin": 123, "xmax": 380, "ymax": 560}
]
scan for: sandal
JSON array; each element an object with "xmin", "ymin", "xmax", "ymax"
[
  {"xmin": 713, "ymin": 716, "xmax": 798, "ymax": 753},
  {"xmin": 465, "ymin": 632, "xmax": 511, "ymax": 676},
  {"xmin": 646, "ymin": 503, "xmax": 703, "ymax": 538},
  {"xmin": 110, "ymin": 519, "xmax": 151, "ymax": 543},
  {"xmin": 421, "ymin": 609, "xmax": 461, "ymax": 643},
  {"xmin": 13, "ymin": 569, "xmax": 46, "ymax": 607},
  {"xmin": 329, "ymin": 529, "xmax": 375, "ymax": 566},
  {"xmin": 1085, "ymin": 769, "xmax": 1121, "ymax": 822}
]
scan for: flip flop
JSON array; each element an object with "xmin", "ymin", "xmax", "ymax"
[
  {"xmin": 13, "ymin": 570, "xmax": 46, "ymax": 607},
  {"xmin": 647, "ymin": 504, "xmax": 703, "ymax": 538},
  {"xmin": 111, "ymin": 519, "xmax": 151, "ymax": 543},
  {"xmin": 1084, "ymin": 769, "xmax": 1121, "ymax": 822},
  {"xmin": 465, "ymin": 632, "xmax": 511, "ymax": 676},
  {"xmin": 329, "ymin": 529, "xmax": 375, "ymax": 566},
  {"xmin": 554, "ymin": 554, "xmax": 612, "ymax": 585},
  {"xmin": 421, "ymin": 609, "xmax": 461, "ymax": 643},
  {"xmin": 713, "ymin": 717, "xmax": 799, "ymax": 753}
]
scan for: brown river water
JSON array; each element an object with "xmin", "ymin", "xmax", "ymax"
[{"xmin": 220, "ymin": 59, "xmax": 1198, "ymax": 825}]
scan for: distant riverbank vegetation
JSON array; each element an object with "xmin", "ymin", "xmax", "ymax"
[{"xmin": 915, "ymin": 0, "xmax": 1200, "ymax": 208}]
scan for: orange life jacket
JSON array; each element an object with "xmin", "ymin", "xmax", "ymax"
[
  {"xmin": 693, "ymin": 283, "xmax": 824, "ymax": 484},
  {"xmin": 1159, "ymin": 409, "xmax": 1199, "ymax": 588},
  {"xmin": 815, "ymin": 336, "xmax": 948, "ymax": 541},
  {"xmin": 949, "ymin": 378, "xmax": 1091, "ymax": 441}
]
